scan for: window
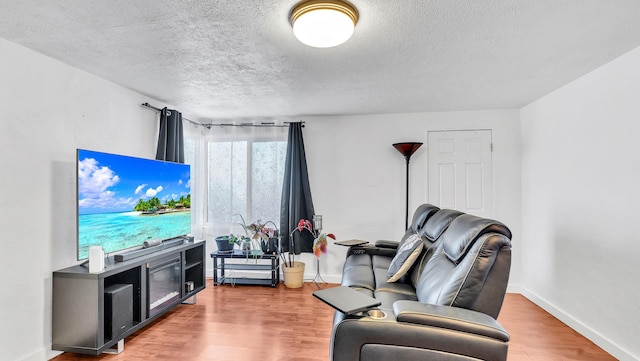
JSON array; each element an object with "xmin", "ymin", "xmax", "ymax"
[
  {"xmin": 208, "ymin": 140, "xmax": 287, "ymax": 224},
  {"xmin": 184, "ymin": 126, "xmax": 287, "ymax": 229}
]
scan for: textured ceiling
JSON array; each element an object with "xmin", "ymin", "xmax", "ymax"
[{"xmin": 2, "ymin": 0, "xmax": 640, "ymax": 122}]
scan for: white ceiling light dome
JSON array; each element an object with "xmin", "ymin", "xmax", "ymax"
[{"xmin": 290, "ymin": 0, "xmax": 359, "ymax": 48}]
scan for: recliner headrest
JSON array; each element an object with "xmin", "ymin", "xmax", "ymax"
[
  {"xmin": 410, "ymin": 204, "xmax": 440, "ymax": 231},
  {"xmin": 420, "ymin": 209, "xmax": 464, "ymax": 242},
  {"xmin": 441, "ymin": 214, "xmax": 512, "ymax": 264}
]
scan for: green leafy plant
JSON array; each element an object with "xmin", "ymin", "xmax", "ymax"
[{"xmin": 223, "ymin": 234, "xmax": 244, "ymax": 247}]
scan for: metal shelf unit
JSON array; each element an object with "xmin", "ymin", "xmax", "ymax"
[{"xmin": 211, "ymin": 250, "xmax": 280, "ymax": 287}]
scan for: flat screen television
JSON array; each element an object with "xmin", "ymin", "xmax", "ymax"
[{"xmin": 76, "ymin": 149, "xmax": 191, "ymax": 260}]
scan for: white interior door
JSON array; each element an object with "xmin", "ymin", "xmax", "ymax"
[{"xmin": 427, "ymin": 130, "xmax": 492, "ymax": 217}]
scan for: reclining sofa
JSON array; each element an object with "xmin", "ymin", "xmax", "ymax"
[{"xmin": 332, "ymin": 204, "xmax": 512, "ymax": 361}]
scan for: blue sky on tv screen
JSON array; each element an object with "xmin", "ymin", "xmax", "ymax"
[{"xmin": 77, "ymin": 149, "xmax": 190, "ymax": 215}]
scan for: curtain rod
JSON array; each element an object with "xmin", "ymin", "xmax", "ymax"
[
  {"xmin": 141, "ymin": 102, "xmax": 302, "ymax": 129},
  {"xmin": 141, "ymin": 102, "xmax": 204, "ymax": 128}
]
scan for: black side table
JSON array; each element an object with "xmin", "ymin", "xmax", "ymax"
[{"xmin": 211, "ymin": 250, "xmax": 280, "ymax": 287}]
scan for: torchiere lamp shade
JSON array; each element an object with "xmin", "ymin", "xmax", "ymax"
[
  {"xmin": 393, "ymin": 142, "xmax": 423, "ymax": 230},
  {"xmin": 393, "ymin": 142, "xmax": 423, "ymax": 159}
]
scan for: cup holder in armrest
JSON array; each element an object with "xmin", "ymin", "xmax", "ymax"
[{"xmin": 367, "ymin": 309, "xmax": 387, "ymax": 319}]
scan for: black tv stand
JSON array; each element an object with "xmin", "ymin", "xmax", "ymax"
[{"xmin": 52, "ymin": 239, "xmax": 206, "ymax": 355}]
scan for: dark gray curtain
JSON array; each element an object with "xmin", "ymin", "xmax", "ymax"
[
  {"xmin": 156, "ymin": 107, "xmax": 184, "ymax": 163},
  {"xmin": 280, "ymin": 122, "xmax": 315, "ymax": 254}
]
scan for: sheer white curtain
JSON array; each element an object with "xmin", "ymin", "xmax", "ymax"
[{"xmin": 183, "ymin": 123, "xmax": 287, "ymax": 242}]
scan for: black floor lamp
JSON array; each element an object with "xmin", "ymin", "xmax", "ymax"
[{"xmin": 393, "ymin": 142, "xmax": 423, "ymax": 230}]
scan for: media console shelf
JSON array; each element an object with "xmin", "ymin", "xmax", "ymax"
[{"xmin": 52, "ymin": 240, "xmax": 206, "ymax": 355}]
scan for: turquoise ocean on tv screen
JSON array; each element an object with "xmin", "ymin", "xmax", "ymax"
[{"xmin": 78, "ymin": 211, "xmax": 191, "ymax": 259}]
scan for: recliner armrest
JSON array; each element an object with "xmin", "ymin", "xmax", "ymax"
[
  {"xmin": 374, "ymin": 240, "xmax": 399, "ymax": 249},
  {"xmin": 347, "ymin": 245, "xmax": 397, "ymax": 258},
  {"xmin": 331, "ymin": 303, "xmax": 510, "ymax": 361},
  {"xmin": 392, "ymin": 301, "xmax": 510, "ymax": 342}
]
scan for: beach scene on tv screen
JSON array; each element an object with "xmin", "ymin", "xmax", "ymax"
[{"xmin": 77, "ymin": 149, "xmax": 191, "ymax": 259}]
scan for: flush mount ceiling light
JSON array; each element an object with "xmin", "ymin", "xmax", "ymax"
[{"xmin": 289, "ymin": 0, "xmax": 359, "ymax": 48}]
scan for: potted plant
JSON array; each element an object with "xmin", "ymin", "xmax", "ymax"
[
  {"xmin": 235, "ymin": 215, "xmax": 280, "ymax": 258},
  {"xmin": 214, "ymin": 215, "xmax": 276, "ymax": 255},
  {"xmin": 214, "ymin": 235, "xmax": 237, "ymax": 253},
  {"xmin": 282, "ymin": 219, "xmax": 335, "ymax": 288}
]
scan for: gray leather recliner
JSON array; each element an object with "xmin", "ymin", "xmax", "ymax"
[{"xmin": 331, "ymin": 204, "xmax": 512, "ymax": 361}]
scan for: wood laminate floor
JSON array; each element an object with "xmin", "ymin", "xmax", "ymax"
[{"xmin": 52, "ymin": 280, "xmax": 615, "ymax": 361}]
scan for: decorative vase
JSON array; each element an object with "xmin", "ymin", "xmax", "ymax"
[
  {"xmin": 241, "ymin": 239, "xmax": 252, "ymax": 253},
  {"xmin": 282, "ymin": 261, "xmax": 305, "ymax": 288},
  {"xmin": 215, "ymin": 236, "xmax": 234, "ymax": 252}
]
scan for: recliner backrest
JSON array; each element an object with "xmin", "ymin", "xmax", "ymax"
[
  {"xmin": 395, "ymin": 203, "xmax": 440, "ymax": 252},
  {"xmin": 387, "ymin": 204, "xmax": 441, "ymax": 284},
  {"xmin": 410, "ymin": 203, "xmax": 440, "ymax": 232},
  {"xmin": 408, "ymin": 209, "xmax": 464, "ymax": 287},
  {"xmin": 419, "ymin": 209, "xmax": 465, "ymax": 242},
  {"xmin": 413, "ymin": 214, "xmax": 512, "ymax": 318}
]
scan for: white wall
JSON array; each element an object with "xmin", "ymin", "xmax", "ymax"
[
  {"xmin": 0, "ymin": 38, "xmax": 161, "ymax": 361},
  {"xmin": 520, "ymin": 45, "xmax": 640, "ymax": 360},
  {"xmin": 297, "ymin": 111, "xmax": 522, "ymax": 286}
]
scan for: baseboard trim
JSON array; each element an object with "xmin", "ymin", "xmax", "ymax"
[
  {"xmin": 518, "ymin": 287, "xmax": 636, "ymax": 361},
  {"xmin": 506, "ymin": 284, "xmax": 524, "ymax": 294},
  {"xmin": 19, "ymin": 347, "xmax": 47, "ymax": 361},
  {"xmin": 304, "ymin": 273, "xmax": 342, "ymax": 284}
]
